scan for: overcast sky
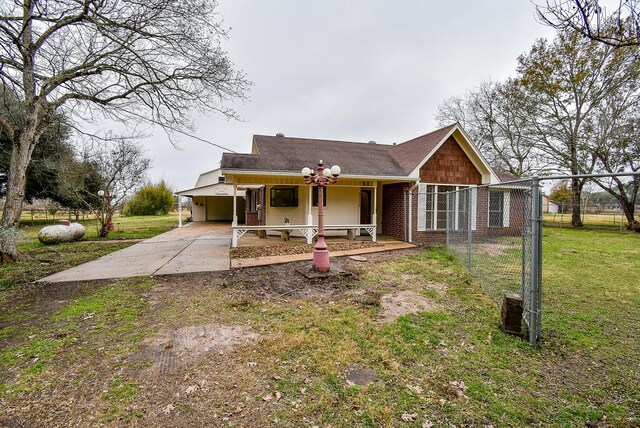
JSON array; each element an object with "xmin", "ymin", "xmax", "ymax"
[{"xmin": 144, "ymin": 1, "xmax": 556, "ymax": 191}]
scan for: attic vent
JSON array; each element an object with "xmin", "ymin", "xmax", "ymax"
[
  {"xmin": 276, "ymin": 132, "xmax": 285, "ymax": 137},
  {"xmin": 368, "ymin": 140, "xmax": 376, "ymax": 144}
]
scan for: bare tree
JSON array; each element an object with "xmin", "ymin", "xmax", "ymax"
[
  {"xmin": 589, "ymin": 100, "xmax": 640, "ymax": 229},
  {"xmin": 58, "ymin": 139, "xmax": 150, "ymax": 237},
  {"xmin": 437, "ymin": 28, "xmax": 640, "ymax": 229},
  {"xmin": 517, "ymin": 29, "xmax": 640, "ymax": 227},
  {"xmin": 0, "ymin": 0, "xmax": 249, "ymax": 261},
  {"xmin": 436, "ymin": 80, "xmax": 544, "ymax": 178},
  {"xmin": 536, "ymin": 0, "xmax": 640, "ymax": 47}
]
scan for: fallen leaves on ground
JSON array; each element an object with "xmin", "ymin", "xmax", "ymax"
[{"xmin": 401, "ymin": 412, "xmax": 418, "ymax": 422}]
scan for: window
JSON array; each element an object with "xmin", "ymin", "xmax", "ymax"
[
  {"xmin": 218, "ymin": 176, "xmax": 226, "ymax": 183},
  {"xmin": 489, "ymin": 190, "xmax": 510, "ymax": 227},
  {"xmin": 457, "ymin": 190, "xmax": 469, "ymax": 230},
  {"xmin": 312, "ymin": 186, "xmax": 327, "ymax": 207},
  {"xmin": 270, "ymin": 186, "xmax": 298, "ymax": 207},
  {"xmin": 418, "ymin": 184, "xmax": 470, "ymax": 231},
  {"xmin": 436, "ymin": 186, "xmax": 455, "ymax": 229}
]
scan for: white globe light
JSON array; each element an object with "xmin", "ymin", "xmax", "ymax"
[
  {"xmin": 301, "ymin": 167, "xmax": 311, "ymax": 177},
  {"xmin": 323, "ymin": 167, "xmax": 332, "ymax": 177},
  {"xmin": 331, "ymin": 165, "xmax": 341, "ymax": 176},
  {"xmin": 97, "ymin": 190, "xmax": 105, "ymax": 197}
]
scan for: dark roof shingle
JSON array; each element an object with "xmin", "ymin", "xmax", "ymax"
[
  {"xmin": 389, "ymin": 124, "xmax": 456, "ymax": 174},
  {"xmin": 220, "ymin": 124, "xmax": 460, "ymax": 177}
]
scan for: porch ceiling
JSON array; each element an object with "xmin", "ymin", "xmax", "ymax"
[{"xmin": 175, "ymin": 183, "xmax": 246, "ymax": 197}]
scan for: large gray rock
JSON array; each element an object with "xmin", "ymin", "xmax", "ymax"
[{"xmin": 38, "ymin": 223, "xmax": 85, "ymax": 245}]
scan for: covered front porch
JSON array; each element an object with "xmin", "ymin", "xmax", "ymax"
[{"xmin": 223, "ymin": 172, "xmax": 413, "ymax": 248}]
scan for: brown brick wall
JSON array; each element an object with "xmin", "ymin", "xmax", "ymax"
[
  {"xmin": 245, "ymin": 211, "xmax": 259, "ymax": 226},
  {"xmin": 382, "ymin": 183, "xmax": 410, "ymax": 239},
  {"xmin": 419, "ymin": 137, "xmax": 482, "ymax": 185},
  {"xmin": 244, "ymin": 188, "xmax": 267, "ymax": 226}
]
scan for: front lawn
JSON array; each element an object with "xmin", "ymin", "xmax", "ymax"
[
  {"xmin": 18, "ymin": 213, "xmax": 179, "ymax": 241},
  {"xmin": 0, "ymin": 227, "xmax": 637, "ymax": 426},
  {"xmin": 0, "ymin": 215, "xmax": 179, "ymax": 296}
]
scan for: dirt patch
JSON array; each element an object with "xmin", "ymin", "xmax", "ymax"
[
  {"xmin": 426, "ymin": 282, "xmax": 449, "ymax": 293},
  {"xmin": 379, "ymin": 290, "xmax": 438, "ymax": 322},
  {"xmin": 344, "ymin": 364, "xmax": 378, "ymax": 386},
  {"xmin": 231, "ymin": 241, "xmax": 382, "ymax": 259},
  {"xmin": 157, "ymin": 250, "xmax": 419, "ymax": 302},
  {"xmin": 131, "ymin": 323, "xmax": 260, "ymax": 376}
]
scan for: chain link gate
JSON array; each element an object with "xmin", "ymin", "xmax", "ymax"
[{"xmin": 442, "ymin": 180, "xmax": 542, "ymax": 343}]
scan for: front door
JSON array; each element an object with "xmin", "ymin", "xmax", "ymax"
[{"xmin": 360, "ymin": 189, "xmax": 372, "ymax": 234}]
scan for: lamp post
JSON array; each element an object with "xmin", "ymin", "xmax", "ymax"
[{"xmin": 302, "ymin": 160, "xmax": 341, "ymax": 272}]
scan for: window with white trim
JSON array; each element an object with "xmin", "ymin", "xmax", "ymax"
[
  {"xmin": 488, "ymin": 190, "xmax": 510, "ymax": 227},
  {"xmin": 418, "ymin": 184, "xmax": 471, "ymax": 231}
]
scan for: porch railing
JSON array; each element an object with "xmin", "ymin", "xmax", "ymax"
[{"xmin": 230, "ymin": 224, "xmax": 377, "ymax": 247}]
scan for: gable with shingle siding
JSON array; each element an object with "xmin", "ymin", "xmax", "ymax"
[{"xmin": 419, "ymin": 136, "xmax": 482, "ymax": 185}]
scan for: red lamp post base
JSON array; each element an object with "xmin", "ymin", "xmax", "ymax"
[{"xmin": 312, "ymin": 240, "xmax": 331, "ymax": 272}]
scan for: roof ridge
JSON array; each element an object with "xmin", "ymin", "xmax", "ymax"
[
  {"xmin": 253, "ymin": 134, "xmax": 392, "ymax": 147},
  {"xmin": 392, "ymin": 123, "xmax": 457, "ymax": 148}
]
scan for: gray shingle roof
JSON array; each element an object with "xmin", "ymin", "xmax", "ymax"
[{"xmin": 220, "ymin": 124, "xmax": 460, "ymax": 177}]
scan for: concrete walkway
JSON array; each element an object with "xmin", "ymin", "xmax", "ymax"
[{"xmin": 38, "ymin": 222, "xmax": 231, "ymax": 283}]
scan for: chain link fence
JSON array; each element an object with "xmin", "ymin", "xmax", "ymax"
[
  {"xmin": 439, "ymin": 172, "xmax": 638, "ymax": 344},
  {"xmin": 443, "ymin": 180, "xmax": 541, "ymax": 343}
]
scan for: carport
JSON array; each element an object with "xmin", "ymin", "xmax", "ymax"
[{"xmin": 175, "ymin": 168, "xmax": 246, "ymax": 224}]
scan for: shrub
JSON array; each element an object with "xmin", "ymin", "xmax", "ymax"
[{"xmin": 123, "ymin": 180, "xmax": 174, "ymax": 216}]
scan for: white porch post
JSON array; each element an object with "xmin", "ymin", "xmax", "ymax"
[
  {"xmin": 408, "ymin": 190, "xmax": 413, "ymax": 243},
  {"xmin": 307, "ymin": 185, "xmax": 313, "ymax": 244},
  {"xmin": 372, "ymin": 182, "xmax": 377, "ymax": 242},
  {"xmin": 232, "ymin": 183, "xmax": 238, "ymax": 226},
  {"xmin": 178, "ymin": 196, "xmax": 182, "ymax": 227}
]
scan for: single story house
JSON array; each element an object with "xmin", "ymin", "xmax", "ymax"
[
  {"xmin": 219, "ymin": 123, "xmax": 524, "ymax": 247},
  {"xmin": 175, "ymin": 168, "xmax": 246, "ymax": 222}
]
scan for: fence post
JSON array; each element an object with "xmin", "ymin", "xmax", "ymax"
[
  {"xmin": 530, "ymin": 177, "xmax": 543, "ymax": 343},
  {"xmin": 446, "ymin": 191, "xmax": 450, "ymax": 248},
  {"xmin": 467, "ymin": 189, "xmax": 472, "ymax": 273}
]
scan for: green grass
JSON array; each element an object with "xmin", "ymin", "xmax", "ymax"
[
  {"xmin": 0, "ymin": 241, "xmax": 133, "ymax": 292},
  {"xmin": 1, "ymin": 278, "xmax": 153, "ymax": 399},
  {"xmin": 18, "ymin": 213, "xmax": 179, "ymax": 240},
  {"xmin": 0, "ymin": 227, "xmax": 638, "ymax": 426},
  {"xmin": 0, "ymin": 214, "xmax": 178, "ymax": 294},
  {"xmin": 543, "ymin": 212, "xmax": 639, "ymax": 230}
]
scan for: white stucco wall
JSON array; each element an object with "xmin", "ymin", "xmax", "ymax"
[
  {"xmin": 192, "ymin": 196, "xmax": 207, "ymax": 221},
  {"xmin": 195, "ymin": 169, "xmax": 224, "ymax": 187},
  {"xmin": 265, "ymin": 185, "xmax": 365, "ymax": 237}
]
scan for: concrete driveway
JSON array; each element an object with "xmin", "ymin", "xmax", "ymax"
[{"xmin": 39, "ymin": 222, "xmax": 231, "ymax": 283}]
